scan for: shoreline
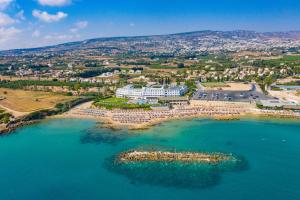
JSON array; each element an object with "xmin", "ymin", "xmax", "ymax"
[
  {"xmin": 53, "ymin": 113, "xmax": 300, "ymax": 130},
  {"xmin": 2, "ymin": 109, "xmax": 299, "ymax": 134},
  {"xmin": 0, "ymin": 120, "xmax": 40, "ymax": 135},
  {"xmin": 52, "ymin": 105, "xmax": 300, "ymax": 131},
  {"xmin": 53, "ymin": 110, "xmax": 243, "ymax": 130},
  {"xmin": 0, "ymin": 98, "xmax": 94, "ymax": 135},
  {"xmin": 2, "ymin": 100, "xmax": 300, "ymax": 134}
]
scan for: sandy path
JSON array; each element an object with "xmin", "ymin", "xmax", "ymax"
[
  {"xmin": 66, "ymin": 101, "xmax": 93, "ymax": 113},
  {"xmin": 56, "ymin": 101, "xmax": 94, "ymax": 118}
]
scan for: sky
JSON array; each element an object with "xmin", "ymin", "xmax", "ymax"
[{"xmin": 1, "ymin": 0, "xmax": 300, "ymax": 50}]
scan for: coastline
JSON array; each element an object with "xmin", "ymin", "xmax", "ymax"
[
  {"xmin": 2, "ymin": 100, "xmax": 300, "ymax": 134},
  {"xmin": 53, "ymin": 113, "xmax": 300, "ymax": 131},
  {"xmin": 52, "ymin": 101, "xmax": 300, "ymax": 130},
  {"xmin": 0, "ymin": 98, "xmax": 94, "ymax": 135},
  {"xmin": 0, "ymin": 120, "xmax": 40, "ymax": 135}
]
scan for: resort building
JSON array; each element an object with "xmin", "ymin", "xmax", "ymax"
[{"xmin": 116, "ymin": 84, "xmax": 188, "ymax": 99}]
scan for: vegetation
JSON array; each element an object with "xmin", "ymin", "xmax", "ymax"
[
  {"xmin": 255, "ymin": 75, "xmax": 276, "ymax": 94},
  {"xmin": 202, "ymin": 82, "xmax": 229, "ymax": 88},
  {"xmin": 149, "ymin": 64, "xmax": 177, "ymax": 69},
  {"xmin": 177, "ymin": 63, "xmax": 185, "ymax": 68},
  {"xmin": 256, "ymin": 103, "xmax": 283, "ymax": 110},
  {"xmin": 94, "ymin": 97, "xmax": 151, "ymax": 110},
  {"xmin": 185, "ymin": 80, "xmax": 197, "ymax": 96},
  {"xmin": 77, "ymin": 68, "xmax": 115, "ymax": 78},
  {"xmin": 271, "ymin": 87, "xmax": 283, "ymax": 91},
  {"xmin": 0, "ymin": 80, "xmax": 104, "ymax": 90},
  {"xmin": 252, "ymin": 55, "xmax": 300, "ymax": 74},
  {"xmin": 277, "ymin": 80, "xmax": 300, "ymax": 86},
  {"xmin": 0, "ymin": 109, "xmax": 12, "ymax": 124},
  {"xmin": 23, "ymin": 97, "xmax": 93, "ymax": 121}
]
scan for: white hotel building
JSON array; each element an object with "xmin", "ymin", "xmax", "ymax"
[{"xmin": 116, "ymin": 85, "xmax": 188, "ymax": 99}]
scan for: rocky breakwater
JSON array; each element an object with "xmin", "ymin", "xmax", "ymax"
[
  {"xmin": 109, "ymin": 150, "xmax": 247, "ymax": 189},
  {"xmin": 118, "ymin": 150, "xmax": 236, "ymax": 164}
]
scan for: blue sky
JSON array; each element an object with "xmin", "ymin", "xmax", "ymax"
[{"xmin": 0, "ymin": 0, "xmax": 300, "ymax": 50}]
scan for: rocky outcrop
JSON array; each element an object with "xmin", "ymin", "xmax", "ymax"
[{"xmin": 0, "ymin": 120, "xmax": 39, "ymax": 134}]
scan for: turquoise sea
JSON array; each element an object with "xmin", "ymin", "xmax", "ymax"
[{"xmin": 0, "ymin": 118, "xmax": 300, "ymax": 200}]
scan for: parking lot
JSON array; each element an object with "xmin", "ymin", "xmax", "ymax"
[{"xmin": 192, "ymin": 84, "xmax": 274, "ymax": 102}]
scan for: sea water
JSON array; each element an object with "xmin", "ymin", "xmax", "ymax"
[{"xmin": 0, "ymin": 118, "xmax": 299, "ymax": 200}]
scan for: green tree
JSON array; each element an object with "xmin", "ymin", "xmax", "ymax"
[
  {"xmin": 74, "ymin": 83, "xmax": 81, "ymax": 91},
  {"xmin": 177, "ymin": 63, "xmax": 185, "ymax": 68}
]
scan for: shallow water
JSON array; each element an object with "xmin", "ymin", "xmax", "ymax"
[{"xmin": 0, "ymin": 118, "xmax": 299, "ymax": 200}]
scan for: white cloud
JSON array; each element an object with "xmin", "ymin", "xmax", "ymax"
[
  {"xmin": 0, "ymin": 26, "xmax": 21, "ymax": 48},
  {"xmin": 129, "ymin": 22, "xmax": 135, "ymax": 27},
  {"xmin": 70, "ymin": 20, "xmax": 88, "ymax": 33},
  {"xmin": 16, "ymin": 10, "xmax": 25, "ymax": 20},
  {"xmin": 0, "ymin": 0, "xmax": 13, "ymax": 10},
  {"xmin": 32, "ymin": 30, "xmax": 40, "ymax": 37},
  {"xmin": 37, "ymin": 0, "xmax": 71, "ymax": 7},
  {"xmin": 0, "ymin": 12, "xmax": 15, "ymax": 26},
  {"xmin": 32, "ymin": 9, "xmax": 67, "ymax": 23},
  {"xmin": 75, "ymin": 21, "xmax": 88, "ymax": 29}
]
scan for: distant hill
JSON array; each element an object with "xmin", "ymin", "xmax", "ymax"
[{"xmin": 1, "ymin": 30, "xmax": 300, "ymax": 56}]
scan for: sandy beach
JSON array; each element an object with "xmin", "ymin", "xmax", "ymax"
[{"xmin": 52, "ymin": 100, "xmax": 300, "ymax": 130}]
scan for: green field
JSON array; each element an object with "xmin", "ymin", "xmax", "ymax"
[
  {"xmin": 202, "ymin": 82, "xmax": 229, "ymax": 88},
  {"xmin": 281, "ymin": 55, "xmax": 300, "ymax": 61},
  {"xmin": 94, "ymin": 97, "xmax": 151, "ymax": 110},
  {"xmin": 253, "ymin": 55, "xmax": 300, "ymax": 70},
  {"xmin": 149, "ymin": 64, "xmax": 177, "ymax": 69}
]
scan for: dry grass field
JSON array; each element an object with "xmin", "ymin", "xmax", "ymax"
[
  {"xmin": 0, "ymin": 88, "xmax": 75, "ymax": 114},
  {"xmin": 202, "ymin": 82, "xmax": 252, "ymax": 91}
]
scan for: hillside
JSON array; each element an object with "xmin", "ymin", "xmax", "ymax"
[{"xmin": 1, "ymin": 30, "xmax": 300, "ymax": 56}]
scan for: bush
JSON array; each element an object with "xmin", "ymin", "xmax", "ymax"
[{"xmin": 0, "ymin": 113, "xmax": 11, "ymax": 124}]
